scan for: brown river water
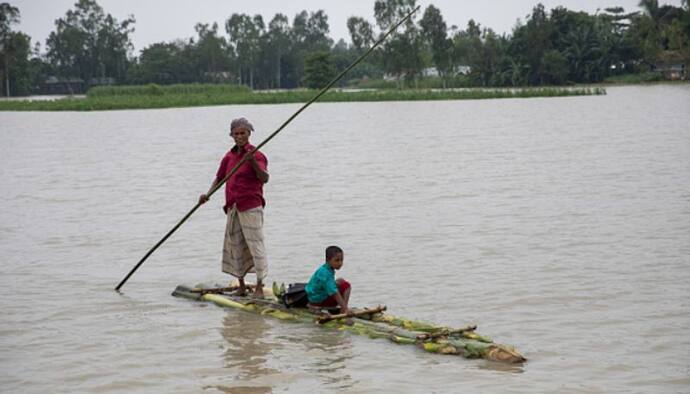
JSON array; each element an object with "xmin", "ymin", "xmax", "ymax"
[{"xmin": 1, "ymin": 85, "xmax": 689, "ymax": 393}]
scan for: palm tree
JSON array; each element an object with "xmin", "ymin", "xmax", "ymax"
[
  {"xmin": 639, "ymin": 0, "xmax": 661, "ymax": 21},
  {"xmin": 562, "ymin": 25, "xmax": 601, "ymax": 82},
  {"xmin": 501, "ymin": 59, "xmax": 528, "ymax": 86}
]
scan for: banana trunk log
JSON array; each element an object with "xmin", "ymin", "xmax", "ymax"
[{"xmin": 172, "ymin": 285, "xmax": 525, "ymax": 364}]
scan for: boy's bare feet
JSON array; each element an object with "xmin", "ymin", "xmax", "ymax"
[{"xmin": 308, "ymin": 304, "xmax": 329, "ymax": 315}]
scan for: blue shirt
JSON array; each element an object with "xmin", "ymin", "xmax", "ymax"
[{"xmin": 305, "ymin": 263, "xmax": 338, "ymax": 303}]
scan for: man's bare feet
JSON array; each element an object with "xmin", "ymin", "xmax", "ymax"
[
  {"xmin": 233, "ymin": 285, "xmax": 247, "ymax": 296},
  {"xmin": 233, "ymin": 278, "xmax": 249, "ymax": 297},
  {"xmin": 252, "ymin": 286, "xmax": 264, "ymax": 299}
]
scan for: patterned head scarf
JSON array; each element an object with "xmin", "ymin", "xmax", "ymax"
[{"xmin": 230, "ymin": 117, "xmax": 254, "ymax": 133}]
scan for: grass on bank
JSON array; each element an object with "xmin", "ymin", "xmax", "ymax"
[
  {"xmin": 0, "ymin": 83, "xmax": 606, "ymax": 111},
  {"xmin": 87, "ymin": 83, "xmax": 252, "ymax": 97}
]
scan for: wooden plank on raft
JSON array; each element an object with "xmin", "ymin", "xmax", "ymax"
[{"xmin": 317, "ymin": 305, "xmax": 387, "ymax": 324}]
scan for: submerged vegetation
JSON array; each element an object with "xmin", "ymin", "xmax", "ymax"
[{"xmin": 0, "ymin": 84, "xmax": 606, "ymax": 111}]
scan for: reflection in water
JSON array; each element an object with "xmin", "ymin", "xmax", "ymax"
[
  {"xmin": 477, "ymin": 360, "xmax": 525, "ymax": 374},
  {"xmin": 214, "ymin": 311, "xmax": 277, "ymax": 393},
  {"xmin": 301, "ymin": 329, "xmax": 355, "ymax": 390},
  {"xmin": 210, "ymin": 385, "xmax": 272, "ymax": 394},
  {"xmin": 215, "ymin": 310, "xmax": 356, "ymax": 392}
]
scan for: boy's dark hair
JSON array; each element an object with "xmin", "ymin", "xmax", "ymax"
[{"xmin": 325, "ymin": 245, "xmax": 343, "ymax": 261}]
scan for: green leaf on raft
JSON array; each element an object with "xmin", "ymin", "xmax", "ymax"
[
  {"xmin": 462, "ymin": 331, "xmax": 492, "ymax": 343},
  {"xmin": 390, "ymin": 335, "xmax": 417, "ymax": 345},
  {"xmin": 421, "ymin": 342, "xmax": 459, "ymax": 355}
]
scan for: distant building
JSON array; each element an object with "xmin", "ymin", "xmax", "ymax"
[
  {"xmin": 653, "ymin": 63, "xmax": 686, "ymax": 80},
  {"xmin": 89, "ymin": 77, "xmax": 116, "ymax": 86},
  {"xmin": 203, "ymin": 71, "xmax": 234, "ymax": 83},
  {"xmin": 382, "ymin": 73, "xmax": 398, "ymax": 82},
  {"xmin": 40, "ymin": 77, "xmax": 85, "ymax": 95},
  {"xmin": 39, "ymin": 76, "xmax": 119, "ymax": 95},
  {"xmin": 421, "ymin": 67, "xmax": 440, "ymax": 77},
  {"xmin": 421, "ymin": 66, "xmax": 472, "ymax": 77},
  {"xmin": 385, "ymin": 65, "xmax": 472, "ymax": 81},
  {"xmin": 653, "ymin": 51, "xmax": 687, "ymax": 81},
  {"xmin": 456, "ymin": 65, "xmax": 471, "ymax": 75}
]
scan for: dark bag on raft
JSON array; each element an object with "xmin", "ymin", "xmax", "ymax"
[{"xmin": 281, "ymin": 283, "xmax": 309, "ymax": 308}]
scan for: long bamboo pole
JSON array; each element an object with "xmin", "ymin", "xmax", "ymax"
[{"xmin": 115, "ymin": 6, "xmax": 420, "ymax": 291}]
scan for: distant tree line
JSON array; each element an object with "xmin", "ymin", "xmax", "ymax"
[{"xmin": 1, "ymin": 0, "xmax": 689, "ymax": 96}]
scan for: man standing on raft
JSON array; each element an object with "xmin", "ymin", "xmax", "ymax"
[{"xmin": 199, "ymin": 117, "xmax": 269, "ymax": 298}]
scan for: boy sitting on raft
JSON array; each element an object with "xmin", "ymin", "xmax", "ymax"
[{"xmin": 305, "ymin": 245, "xmax": 354, "ymax": 316}]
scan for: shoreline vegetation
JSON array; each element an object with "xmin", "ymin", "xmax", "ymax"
[
  {"xmin": 2, "ymin": 1, "xmax": 689, "ymax": 101},
  {"xmin": 0, "ymin": 84, "xmax": 606, "ymax": 111}
]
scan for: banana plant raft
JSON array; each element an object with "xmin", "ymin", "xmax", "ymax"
[{"xmin": 172, "ymin": 283, "xmax": 526, "ymax": 364}]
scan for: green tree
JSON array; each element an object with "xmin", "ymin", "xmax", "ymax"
[
  {"xmin": 452, "ymin": 20, "xmax": 486, "ymax": 85},
  {"xmin": 0, "ymin": 3, "xmax": 38, "ymax": 95},
  {"xmin": 683, "ymin": 1, "xmax": 690, "ymax": 49},
  {"xmin": 330, "ymin": 38, "xmax": 358, "ymax": 86},
  {"xmin": 128, "ymin": 41, "xmax": 195, "ymax": 84},
  {"xmin": 303, "ymin": 50, "xmax": 336, "ymax": 88},
  {"xmin": 347, "ymin": 16, "xmax": 374, "ymax": 52},
  {"xmin": 629, "ymin": 0, "xmax": 688, "ymax": 63},
  {"xmin": 637, "ymin": 0, "xmax": 664, "ymax": 57},
  {"xmin": 502, "ymin": 58, "xmax": 529, "ymax": 86},
  {"xmin": 374, "ymin": 0, "xmax": 417, "ymax": 30},
  {"xmin": 193, "ymin": 22, "xmax": 231, "ymax": 82},
  {"xmin": 305, "ymin": 10, "xmax": 332, "ymax": 51},
  {"xmin": 662, "ymin": 18, "xmax": 688, "ymax": 49},
  {"xmin": 475, "ymin": 29, "xmax": 509, "ymax": 86},
  {"xmin": 509, "ymin": 4, "xmax": 554, "ymax": 84},
  {"xmin": 345, "ymin": 16, "xmax": 383, "ymax": 82},
  {"xmin": 2, "ymin": 31, "xmax": 32, "ymax": 95},
  {"xmin": 0, "ymin": 2, "xmax": 20, "ymax": 96},
  {"xmin": 420, "ymin": 5, "xmax": 453, "ymax": 87},
  {"xmin": 562, "ymin": 24, "xmax": 601, "ymax": 81},
  {"xmin": 225, "ymin": 13, "xmax": 264, "ymax": 88},
  {"xmin": 541, "ymin": 49, "xmax": 568, "ymax": 84},
  {"xmin": 374, "ymin": 0, "xmax": 423, "ymax": 87},
  {"xmin": 275, "ymin": 10, "xmax": 333, "ymax": 88},
  {"xmin": 45, "ymin": 0, "xmax": 134, "ymax": 85},
  {"xmin": 266, "ymin": 13, "xmax": 289, "ymax": 88}
]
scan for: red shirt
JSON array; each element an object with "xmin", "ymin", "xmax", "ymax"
[{"xmin": 215, "ymin": 143, "xmax": 268, "ymax": 212}]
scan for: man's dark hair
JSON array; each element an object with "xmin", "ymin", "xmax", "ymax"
[{"xmin": 325, "ymin": 245, "xmax": 343, "ymax": 261}]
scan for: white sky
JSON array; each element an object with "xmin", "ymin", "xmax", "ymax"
[{"xmin": 12, "ymin": 0, "xmax": 685, "ymax": 53}]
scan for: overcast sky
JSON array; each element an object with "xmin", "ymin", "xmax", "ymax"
[{"xmin": 12, "ymin": 0, "xmax": 685, "ymax": 53}]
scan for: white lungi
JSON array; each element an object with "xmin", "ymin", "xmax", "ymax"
[{"xmin": 222, "ymin": 205, "xmax": 267, "ymax": 280}]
